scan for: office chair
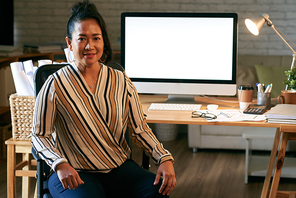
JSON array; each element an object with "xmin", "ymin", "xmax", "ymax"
[{"xmin": 32, "ymin": 63, "xmax": 150, "ymax": 198}]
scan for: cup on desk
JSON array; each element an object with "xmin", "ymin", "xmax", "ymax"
[
  {"xmin": 257, "ymin": 92, "xmax": 271, "ymax": 109},
  {"xmin": 277, "ymin": 90, "xmax": 296, "ymax": 104},
  {"xmin": 238, "ymin": 85, "xmax": 254, "ymax": 109}
]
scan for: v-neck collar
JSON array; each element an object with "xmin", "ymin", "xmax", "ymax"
[{"xmin": 71, "ymin": 62, "xmax": 104, "ymax": 95}]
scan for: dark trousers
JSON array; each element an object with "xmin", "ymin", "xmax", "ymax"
[{"xmin": 48, "ymin": 159, "xmax": 168, "ymax": 198}]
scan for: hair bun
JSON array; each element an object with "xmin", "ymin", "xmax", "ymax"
[{"xmin": 70, "ymin": 0, "xmax": 98, "ymax": 16}]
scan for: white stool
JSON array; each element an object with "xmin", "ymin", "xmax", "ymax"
[{"xmin": 242, "ymin": 129, "xmax": 275, "ymax": 184}]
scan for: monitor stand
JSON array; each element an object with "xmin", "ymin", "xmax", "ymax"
[{"xmin": 165, "ymin": 94, "xmax": 196, "ymax": 104}]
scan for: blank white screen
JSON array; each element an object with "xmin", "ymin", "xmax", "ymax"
[{"xmin": 124, "ymin": 17, "xmax": 234, "ymax": 81}]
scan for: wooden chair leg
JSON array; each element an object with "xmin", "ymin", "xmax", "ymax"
[
  {"xmin": 7, "ymin": 144, "xmax": 16, "ymax": 198},
  {"xmin": 22, "ymin": 152, "xmax": 31, "ymax": 198}
]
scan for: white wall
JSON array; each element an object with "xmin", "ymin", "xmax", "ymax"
[{"xmin": 13, "ymin": 0, "xmax": 296, "ymax": 55}]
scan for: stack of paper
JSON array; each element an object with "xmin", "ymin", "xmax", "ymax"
[
  {"xmin": 266, "ymin": 104, "xmax": 296, "ymax": 124},
  {"xmin": 197, "ymin": 109, "xmax": 266, "ymax": 122},
  {"xmin": 10, "ymin": 61, "xmax": 35, "ymax": 96},
  {"xmin": 10, "ymin": 57, "xmax": 68, "ymax": 96}
]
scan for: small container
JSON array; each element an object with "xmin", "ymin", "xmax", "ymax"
[
  {"xmin": 155, "ymin": 124, "xmax": 178, "ymax": 141},
  {"xmin": 257, "ymin": 92, "xmax": 271, "ymax": 109},
  {"xmin": 238, "ymin": 85, "xmax": 254, "ymax": 109}
]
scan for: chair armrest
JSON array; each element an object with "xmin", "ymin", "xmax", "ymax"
[{"xmin": 141, "ymin": 151, "xmax": 150, "ymax": 170}]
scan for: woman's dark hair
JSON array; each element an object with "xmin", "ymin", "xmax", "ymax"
[{"xmin": 67, "ymin": 0, "xmax": 112, "ymax": 64}]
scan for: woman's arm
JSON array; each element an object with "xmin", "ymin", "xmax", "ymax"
[
  {"xmin": 125, "ymin": 74, "xmax": 174, "ymax": 165},
  {"xmin": 31, "ymin": 75, "xmax": 67, "ymax": 171}
]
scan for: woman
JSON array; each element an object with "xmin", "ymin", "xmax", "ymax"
[{"xmin": 31, "ymin": 1, "xmax": 176, "ymax": 197}]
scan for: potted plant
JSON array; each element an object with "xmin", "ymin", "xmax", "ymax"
[{"xmin": 284, "ymin": 66, "xmax": 296, "ymax": 91}]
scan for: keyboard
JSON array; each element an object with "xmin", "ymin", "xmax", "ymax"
[{"xmin": 148, "ymin": 103, "xmax": 202, "ymax": 111}]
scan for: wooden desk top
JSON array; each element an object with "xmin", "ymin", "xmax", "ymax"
[{"xmin": 139, "ymin": 94, "xmax": 281, "ymax": 128}]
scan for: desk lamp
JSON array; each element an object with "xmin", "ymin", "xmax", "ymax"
[{"xmin": 245, "ymin": 13, "xmax": 296, "ymax": 90}]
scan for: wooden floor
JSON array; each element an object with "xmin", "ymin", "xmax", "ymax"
[{"xmin": 1, "ymin": 131, "xmax": 296, "ymax": 198}]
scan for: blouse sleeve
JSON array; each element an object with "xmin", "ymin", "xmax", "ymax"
[
  {"xmin": 31, "ymin": 75, "xmax": 68, "ymax": 171},
  {"xmin": 125, "ymin": 74, "xmax": 174, "ymax": 165}
]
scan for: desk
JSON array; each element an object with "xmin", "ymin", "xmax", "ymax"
[
  {"xmin": 139, "ymin": 95, "xmax": 279, "ymax": 128},
  {"xmin": 139, "ymin": 94, "xmax": 295, "ymax": 198},
  {"xmin": 5, "ymin": 138, "xmax": 36, "ymax": 198}
]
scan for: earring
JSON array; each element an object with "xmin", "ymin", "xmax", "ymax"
[
  {"xmin": 99, "ymin": 53, "xmax": 107, "ymax": 63},
  {"xmin": 68, "ymin": 50, "xmax": 74, "ymax": 63}
]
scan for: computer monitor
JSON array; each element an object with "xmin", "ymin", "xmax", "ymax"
[{"xmin": 121, "ymin": 12, "xmax": 238, "ymax": 103}]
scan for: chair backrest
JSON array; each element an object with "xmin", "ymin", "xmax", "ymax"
[
  {"xmin": 108, "ymin": 62, "xmax": 125, "ymax": 72},
  {"xmin": 34, "ymin": 64, "xmax": 69, "ymax": 97}
]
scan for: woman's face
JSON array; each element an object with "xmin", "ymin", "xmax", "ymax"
[{"xmin": 66, "ymin": 19, "xmax": 104, "ymax": 67}]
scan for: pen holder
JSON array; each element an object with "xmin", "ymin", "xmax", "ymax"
[{"xmin": 257, "ymin": 92, "xmax": 271, "ymax": 109}]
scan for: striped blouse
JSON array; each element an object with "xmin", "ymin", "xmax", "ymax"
[{"xmin": 31, "ymin": 63, "xmax": 173, "ymax": 172}]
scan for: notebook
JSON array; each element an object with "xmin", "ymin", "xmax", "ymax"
[{"xmin": 266, "ymin": 104, "xmax": 296, "ymax": 121}]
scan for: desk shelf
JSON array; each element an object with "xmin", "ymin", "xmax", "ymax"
[
  {"xmin": 0, "ymin": 51, "xmax": 66, "ymax": 70},
  {"xmin": 243, "ymin": 129, "xmax": 296, "ymax": 184},
  {"xmin": 248, "ymin": 156, "xmax": 296, "ymax": 178}
]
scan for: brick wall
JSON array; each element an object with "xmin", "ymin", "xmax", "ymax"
[{"xmin": 14, "ymin": 0, "xmax": 296, "ymax": 55}]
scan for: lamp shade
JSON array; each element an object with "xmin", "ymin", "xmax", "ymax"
[{"xmin": 245, "ymin": 14, "xmax": 269, "ymax": 36}]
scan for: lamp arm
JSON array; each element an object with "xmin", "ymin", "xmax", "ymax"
[
  {"xmin": 270, "ymin": 25, "xmax": 296, "ymax": 54},
  {"xmin": 262, "ymin": 13, "xmax": 296, "ymax": 55},
  {"xmin": 268, "ymin": 24, "xmax": 296, "ymax": 90},
  {"xmin": 260, "ymin": 14, "xmax": 296, "ymax": 90},
  {"xmin": 270, "ymin": 25, "xmax": 296, "ymax": 90}
]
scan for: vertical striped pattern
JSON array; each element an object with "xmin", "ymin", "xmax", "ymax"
[{"xmin": 31, "ymin": 63, "xmax": 173, "ymax": 172}]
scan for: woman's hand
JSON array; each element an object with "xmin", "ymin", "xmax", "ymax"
[
  {"xmin": 56, "ymin": 162, "xmax": 84, "ymax": 190},
  {"xmin": 154, "ymin": 160, "xmax": 177, "ymax": 196}
]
